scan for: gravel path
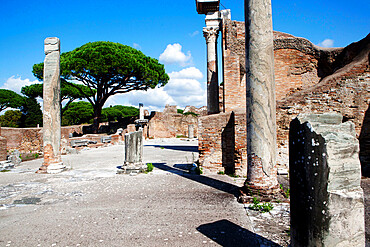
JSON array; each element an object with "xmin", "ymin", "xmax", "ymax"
[{"xmin": 0, "ymin": 139, "xmax": 287, "ymax": 247}]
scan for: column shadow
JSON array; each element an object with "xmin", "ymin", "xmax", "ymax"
[
  {"xmin": 153, "ymin": 163, "xmax": 240, "ymax": 198},
  {"xmin": 197, "ymin": 219, "xmax": 281, "ymax": 247}
]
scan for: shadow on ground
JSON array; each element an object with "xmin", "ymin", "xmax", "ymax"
[
  {"xmin": 153, "ymin": 163, "xmax": 240, "ymax": 198},
  {"xmin": 145, "ymin": 145, "xmax": 198, "ymax": 152},
  {"xmin": 197, "ymin": 219, "xmax": 281, "ymax": 247}
]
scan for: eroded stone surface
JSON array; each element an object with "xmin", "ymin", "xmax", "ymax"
[
  {"xmin": 244, "ymin": 0, "xmax": 278, "ymax": 192},
  {"xmin": 290, "ymin": 113, "xmax": 365, "ymax": 246},
  {"xmin": 39, "ymin": 37, "xmax": 65, "ymax": 173}
]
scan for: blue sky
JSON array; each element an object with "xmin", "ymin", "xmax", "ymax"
[{"xmin": 0, "ymin": 0, "xmax": 369, "ymax": 111}]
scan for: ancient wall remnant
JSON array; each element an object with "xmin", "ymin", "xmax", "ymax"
[
  {"xmin": 198, "ymin": 109, "xmax": 247, "ymax": 176},
  {"xmin": 38, "ymin": 37, "xmax": 65, "ymax": 173},
  {"xmin": 148, "ymin": 105, "xmax": 198, "ymax": 139},
  {"xmin": 199, "ymin": 17, "xmax": 369, "ymax": 174},
  {"xmin": 290, "ymin": 113, "xmax": 365, "ymax": 246}
]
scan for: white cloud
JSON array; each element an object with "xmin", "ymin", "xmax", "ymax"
[
  {"xmin": 159, "ymin": 43, "xmax": 192, "ymax": 67},
  {"xmin": 104, "ymin": 66, "xmax": 206, "ymax": 112},
  {"xmin": 318, "ymin": 39, "xmax": 334, "ymax": 48},
  {"xmin": 133, "ymin": 43, "xmax": 141, "ymax": 50},
  {"xmin": 168, "ymin": 67, "xmax": 203, "ymax": 80},
  {"xmin": 2, "ymin": 76, "xmax": 39, "ymax": 94},
  {"xmin": 189, "ymin": 31, "xmax": 199, "ymax": 37}
]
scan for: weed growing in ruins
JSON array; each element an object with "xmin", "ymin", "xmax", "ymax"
[
  {"xmin": 0, "ymin": 170, "xmax": 11, "ymax": 172},
  {"xmin": 33, "ymin": 153, "xmax": 39, "ymax": 159},
  {"xmin": 160, "ymin": 147, "xmax": 165, "ymax": 150},
  {"xmin": 218, "ymin": 171, "xmax": 225, "ymax": 175},
  {"xmin": 195, "ymin": 166, "xmax": 203, "ymax": 175},
  {"xmin": 146, "ymin": 163, "xmax": 154, "ymax": 173},
  {"xmin": 176, "ymin": 135, "xmax": 187, "ymax": 138},
  {"xmin": 280, "ymin": 184, "xmax": 290, "ymax": 198},
  {"xmin": 249, "ymin": 197, "xmax": 274, "ymax": 213}
]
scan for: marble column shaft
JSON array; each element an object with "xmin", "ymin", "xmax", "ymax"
[
  {"xmin": 244, "ymin": 0, "xmax": 278, "ymax": 191},
  {"xmin": 39, "ymin": 37, "xmax": 64, "ymax": 173},
  {"xmin": 203, "ymin": 25, "xmax": 220, "ymax": 115}
]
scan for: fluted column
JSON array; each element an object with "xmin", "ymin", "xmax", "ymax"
[
  {"xmin": 37, "ymin": 37, "xmax": 65, "ymax": 174},
  {"xmin": 244, "ymin": 0, "xmax": 279, "ymax": 193}
]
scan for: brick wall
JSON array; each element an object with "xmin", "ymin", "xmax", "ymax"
[
  {"xmin": 199, "ymin": 20, "xmax": 369, "ymax": 173},
  {"xmin": 148, "ymin": 105, "xmax": 198, "ymax": 139},
  {"xmin": 1, "ymin": 125, "xmax": 83, "ymax": 153},
  {"xmin": 198, "ymin": 109, "xmax": 247, "ymax": 176}
]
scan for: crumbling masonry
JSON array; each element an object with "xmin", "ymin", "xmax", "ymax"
[{"xmin": 198, "ymin": 14, "xmax": 370, "ymax": 177}]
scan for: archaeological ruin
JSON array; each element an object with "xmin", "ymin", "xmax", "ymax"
[
  {"xmin": 37, "ymin": 37, "xmax": 65, "ymax": 174},
  {"xmin": 197, "ymin": 7, "xmax": 370, "ymax": 179}
]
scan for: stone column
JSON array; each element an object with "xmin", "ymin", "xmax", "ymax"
[
  {"xmin": 188, "ymin": 124, "xmax": 194, "ymax": 139},
  {"xmin": 139, "ymin": 103, "xmax": 144, "ymax": 120},
  {"xmin": 118, "ymin": 130, "xmax": 146, "ymax": 174},
  {"xmin": 244, "ymin": 0, "xmax": 279, "ymax": 194},
  {"xmin": 203, "ymin": 12, "xmax": 221, "ymax": 115},
  {"xmin": 290, "ymin": 113, "xmax": 365, "ymax": 246},
  {"xmin": 37, "ymin": 37, "xmax": 65, "ymax": 174}
]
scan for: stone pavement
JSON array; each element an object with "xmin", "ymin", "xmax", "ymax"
[{"xmin": 0, "ymin": 139, "xmax": 290, "ymax": 246}]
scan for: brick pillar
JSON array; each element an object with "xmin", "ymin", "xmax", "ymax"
[
  {"xmin": 244, "ymin": 0, "xmax": 279, "ymax": 194},
  {"xmin": 37, "ymin": 37, "xmax": 65, "ymax": 174},
  {"xmin": 203, "ymin": 12, "xmax": 221, "ymax": 115}
]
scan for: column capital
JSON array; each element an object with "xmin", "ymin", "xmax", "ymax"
[{"xmin": 203, "ymin": 27, "xmax": 219, "ymax": 44}]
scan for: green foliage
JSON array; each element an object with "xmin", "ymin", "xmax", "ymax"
[
  {"xmin": 177, "ymin": 109, "xmax": 184, "ymax": 114},
  {"xmin": 110, "ymin": 105, "xmax": 139, "ymax": 118},
  {"xmin": 21, "ymin": 82, "xmax": 95, "ymax": 113},
  {"xmin": 33, "ymin": 153, "xmax": 39, "ymax": 159},
  {"xmin": 33, "ymin": 41, "xmax": 169, "ymax": 133},
  {"xmin": 249, "ymin": 197, "xmax": 274, "ymax": 213},
  {"xmin": 0, "ymin": 89, "xmax": 25, "ymax": 112},
  {"xmin": 218, "ymin": 171, "xmax": 225, "ymax": 175},
  {"xmin": 0, "ymin": 110, "xmax": 22, "ymax": 127},
  {"xmin": 195, "ymin": 166, "xmax": 203, "ymax": 175},
  {"xmin": 101, "ymin": 105, "xmax": 139, "ymax": 122},
  {"xmin": 62, "ymin": 101, "xmax": 94, "ymax": 126},
  {"xmin": 20, "ymin": 97, "xmax": 42, "ymax": 127},
  {"xmin": 101, "ymin": 107, "xmax": 123, "ymax": 122},
  {"xmin": 183, "ymin": 112, "xmax": 199, "ymax": 117},
  {"xmin": 146, "ymin": 163, "xmax": 154, "ymax": 173},
  {"xmin": 280, "ymin": 184, "xmax": 290, "ymax": 198},
  {"xmin": 0, "ymin": 170, "xmax": 11, "ymax": 173}
]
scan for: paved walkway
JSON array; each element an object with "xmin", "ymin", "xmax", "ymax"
[{"xmin": 1, "ymin": 139, "xmax": 288, "ymax": 246}]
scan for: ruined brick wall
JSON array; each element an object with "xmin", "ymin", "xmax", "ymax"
[
  {"xmin": 148, "ymin": 105, "xmax": 198, "ymax": 139},
  {"xmin": 222, "ymin": 20, "xmax": 246, "ymax": 112},
  {"xmin": 1, "ymin": 125, "xmax": 83, "ymax": 153},
  {"xmin": 198, "ymin": 110, "xmax": 247, "ymax": 176},
  {"xmin": 199, "ymin": 20, "xmax": 369, "ymax": 173}
]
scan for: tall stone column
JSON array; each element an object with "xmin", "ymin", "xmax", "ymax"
[
  {"xmin": 244, "ymin": 0, "xmax": 279, "ymax": 193},
  {"xmin": 37, "ymin": 37, "xmax": 65, "ymax": 174},
  {"xmin": 203, "ymin": 12, "xmax": 221, "ymax": 115}
]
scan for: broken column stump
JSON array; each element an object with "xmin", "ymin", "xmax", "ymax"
[
  {"xmin": 188, "ymin": 124, "xmax": 194, "ymax": 139},
  {"xmin": 118, "ymin": 130, "xmax": 146, "ymax": 174},
  {"xmin": 38, "ymin": 37, "xmax": 65, "ymax": 174},
  {"xmin": 290, "ymin": 113, "xmax": 365, "ymax": 247}
]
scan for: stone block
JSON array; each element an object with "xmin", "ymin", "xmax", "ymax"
[
  {"xmin": 289, "ymin": 113, "xmax": 365, "ymax": 247},
  {"xmin": 118, "ymin": 130, "xmax": 145, "ymax": 174}
]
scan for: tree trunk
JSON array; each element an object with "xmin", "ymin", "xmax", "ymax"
[{"xmin": 92, "ymin": 106, "xmax": 102, "ymax": 134}]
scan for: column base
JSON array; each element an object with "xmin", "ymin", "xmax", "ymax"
[
  {"xmin": 117, "ymin": 162, "xmax": 146, "ymax": 175},
  {"xmin": 36, "ymin": 162, "xmax": 66, "ymax": 174},
  {"xmin": 238, "ymin": 182, "xmax": 288, "ymax": 203}
]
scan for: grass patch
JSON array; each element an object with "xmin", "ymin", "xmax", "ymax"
[
  {"xmin": 146, "ymin": 163, "xmax": 154, "ymax": 173},
  {"xmin": 218, "ymin": 171, "xmax": 225, "ymax": 175},
  {"xmin": 0, "ymin": 170, "xmax": 11, "ymax": 173},
  {"xmin": 248, "ymin": 197, "xmax": 274, "ymax": 213}
]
